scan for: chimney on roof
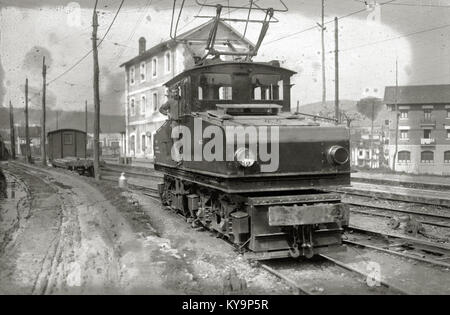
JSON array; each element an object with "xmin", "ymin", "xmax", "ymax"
[{"xmin": 139, "ymin": 37, "xmax": 146, "ymax": 55}]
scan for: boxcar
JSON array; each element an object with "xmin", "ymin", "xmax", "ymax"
[
  {"xmin": 48, "ymin": 129, "xmax": 87, "ymax": 160},
  {"xmin": 47, "ymin": 129, "xmax": 93, "ymax": 175}
]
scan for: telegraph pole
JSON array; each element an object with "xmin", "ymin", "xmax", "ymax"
[
  {"xmin": 9, "ymin": 101, "xmax": 16, "ymax": 160},
  {"xmin": 56, "ymin": 111, "xmax": 59, "ymax": 129},
  {"xmin": 85, "ymin": 100, "xmax": 88, "ymax": 159},
  {"xmin": 393, "ymin": 59, "xmax": 399, "ymax": 172},
  {"xmin": 25, "ymin": 78, "xmax": 32, "ymax": 164},
  {"xmin": 92, "ymin": 2, "xmax": 101, "ymax": 180},
  {"xmin": 41, "ymin": 56, "xmax": 47, "ymax": 166},
  {"xmin": 321, "ymin": 0, "xmax": 326, "ymax": 107},
  {"xmin": 334, "ymin": 17, "xmax": 339, "ymax": 124}
]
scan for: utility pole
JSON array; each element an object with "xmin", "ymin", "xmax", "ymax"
[
  {"xmin": 25, "ymin": 78, "xmax": 32, "ymax": 164},
  {"xmin": 334, "ymin": 17, "xmax": 339, "ymax": 125},
  {"xmin": 370, "ymin": 102, "xmax": 375, "ymax": 168},
  {"xmin": 393, "ymin": 59, "xmax": 399, "ymax": 172},
  {"xmin": 92, "ymin": 1, "xmax": 101, "ymax": 180},
  {"xmin": 9, "ymin": 100, "xmax": 16, "ymax": 160},
  {"xmin": 41, "ymin": 56, "xmax": 47, "ymax": 166},
  {"xmin": 56, "ymin": 111, "xmax": 59, "ymax": 129},
  {"xmin": 85, "ymin": 100, "xmax": 88, "ymax": 159},
  {"xmin": 321, "ymin": 0, "xmax": 326, "ymax": 107}
]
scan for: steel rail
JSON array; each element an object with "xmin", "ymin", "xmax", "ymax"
[
  {"xmin": 343, "ymin": 239, "xmax": 450, "ymax": 270},
  {"xmin": 347, "ymin": 201, "xmax": 450, "ymax": 221},
  {"xmin": 319, "ymin": 253, "xmax": 411, "ymax": 295},
  {"xmin": 337, "ymin": 188, "xmax": 450, "ymax": 208},
  {"xmin": 259, "ymin": 263, "xmax": 312, "ymax": 295},
  {"xmin": 347, "ymin": 225, "xmax": 450, "ymax": 251},
  {"xmin": 350, "ymin": 208, "xmax": 450, "ymax": 229}
]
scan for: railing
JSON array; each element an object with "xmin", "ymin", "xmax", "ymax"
[
  {"xmin": 420, "ymin": 119, "xmax": 436, "ymax": 126},
  {"xmin": 421, "ymin": 138, "xmax": 436, "ymax": 145}
]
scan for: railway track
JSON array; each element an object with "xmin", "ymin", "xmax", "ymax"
[
  {"xmin": 259, "ymin": 255, "xmax": 407, "ymax": 295},
  {"xmin": 346, "ymin": 226, "xmax": 450, "ymax": 269},
  {"xmin": 337, "ymin": 183, "xmax": 450, "ymax": 208},
  {"xmin": 96, "ymin": 167, "xmax": 450, "ymax": 294},
  {"xmin": 348, "ymin": 201, "xmax": 450, "ymax": 229}
]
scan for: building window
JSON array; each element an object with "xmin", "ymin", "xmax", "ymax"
[
  {"xmin": 400, "ymin": 110, "xmax": 408, "ymax": 119},
  {"xmin": 130, "ymin": 66, "xmax": 135, "ymax": 85},
  {"xmin": 445, "ymin": 151, "xmax": 450, "ymax": 163},
  {"xmin": 141, "ymin": 134, "xmax": 146, "ymax": 153},
  {"xmin": 129, "ymin": 134, "xmax": 136, "ymax": 156},
  {"xmin": 152, "ymin": 57, "xmax": 158, "ymax": 78},
  {"xmin": 447, "ymin": 129, "xmax": 450, "ymax": 139},
  {"xmin": 398, "ymin": 151, "xmax": 411, "ymax": 163},
  {"xmin": 140, "ymin": 95, "xmax": 146, "ymax": 115},
  {"xmin": 421, "ymin": 151, "xmax": 434, "ymax": 164},
  {"xmin": 424, "ymin": 129, "xmax": 432, "ymax": 139},
  {"xmin": 400, "ymin": 130, "xmax": 408, "ymax": 140},
  {"xmin": 140, "ymin": 62, "xmax": 146, "ymax": 82},
  {"xmin": 447, "ymin": 109, "xmax": 450, "ymax": 118},
  {"xmin": 424, "ymin": 109, "xmax": 432, "ymax": 120},
  {"xmin": 130, "ymin": 98, "xmax": 135, "ymax": 116},
  {"xmin": 165, "ymin": 52, "xmax": 171, "ymax": 74},
  {"xmin": 153, "ymin": 92, "xmax": 159, "ymax": 111}
]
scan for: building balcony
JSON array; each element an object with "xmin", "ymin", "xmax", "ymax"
[
  {"xmin": 421, "ymin": 138, "xmax": 436, "ymax": 145},
  {"xmin": 420, "ymin": 119, "xmax": 436, "ymax": 127}
]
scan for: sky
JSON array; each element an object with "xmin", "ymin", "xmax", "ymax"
[{"xmin": 1, "ymin": 0, "xmax": 450, "ymax": 115}]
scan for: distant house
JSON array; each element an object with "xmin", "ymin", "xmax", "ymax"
[
  {"xmin": 87, "ymin": 132, "xmax": 124, "ymax": 157},
  {"xmin": 120, "ymin": 19, "xmax": 254, "ymax": 159},
  {"xmin": 350, "ymin": 126, "xmax": 389, "ymax": 169},
  {"xmin": 17, "ymin": 125, "xmax": 41, "ymax": 157},
  {"xmin": 384, "ymin": 84, "xmax": 450, "ymax": 175}
]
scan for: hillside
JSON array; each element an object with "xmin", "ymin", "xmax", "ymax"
[
  {"xmin": 298, "ymin": 100, "xmax": 390, "ymax": 128},
  {"xmin": 0, "ymin": 107, "xmax": 125, "ymax": 133}
]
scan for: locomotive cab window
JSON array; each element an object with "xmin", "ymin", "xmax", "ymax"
[
  {"xmin": 198, "ymin": 73, "xmax": 232, "ymax": 101},
  {"xmin": 251, "ymin": 74, "xmax": 284, "ymax": 101}
]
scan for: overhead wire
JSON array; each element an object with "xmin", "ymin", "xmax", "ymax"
[{"xmin": 47, "ymin": 0, "xmax": 126, "ymax": 86}]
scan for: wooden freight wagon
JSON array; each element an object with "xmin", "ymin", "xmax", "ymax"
[{"xmin": 47, "ymin": 129, "xmax": 94, "ymax": 176}]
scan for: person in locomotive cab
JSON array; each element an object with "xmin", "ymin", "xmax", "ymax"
[{"xmin": 159, "ymin": 87, "xmax": 180, "ymax": 117}]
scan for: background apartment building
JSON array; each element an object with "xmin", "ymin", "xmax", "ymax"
[
  {"xmin": 385, "ymin": 84, "xmax": 450, "ymax": 175},
  {"xmin": 121, "ymin": 20, "xmax": 254, "ymax": 159}
]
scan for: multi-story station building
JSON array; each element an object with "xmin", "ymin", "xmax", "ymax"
[
  {"xmin": 120, "ymin": 20, "xmax": 254, "ymax": 159},
  {"xmin": 385, "ymin": 84, "xmax": 450, "ymax": 175}
]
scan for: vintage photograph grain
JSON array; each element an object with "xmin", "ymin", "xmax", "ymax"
[{"xmin": 0, "ymin": 0, "xmax": 450, "ymax": 298}]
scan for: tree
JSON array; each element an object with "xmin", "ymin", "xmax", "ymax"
[
  {"xmin": 319, "ymin": 107, "xmax": 363, "ymax": 128},
  {"xmin": 356, "ymin": 97, "xmax": 384, "ymax": 168},
  {"xmin": 356, "ymin": 97, "xmax": 383, "ymax": 121}
]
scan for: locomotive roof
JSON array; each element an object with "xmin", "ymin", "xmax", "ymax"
[{"xmin": 165, "ymin": 61, "xmax": 296, "ymax": 86}]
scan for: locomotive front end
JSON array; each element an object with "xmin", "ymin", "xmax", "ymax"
[{"xmin": 223, "ymin": 120, "xmax": 351, "ymax": 259}]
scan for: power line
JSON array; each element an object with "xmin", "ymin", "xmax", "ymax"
[
  {"xmin": 264, "ymin": 0, "xmax": 397, "ymax": 46},
  {"xmin": 338, "ymin": 23, "xmax": 450, "ymax": 53},
  {"xmin": 115, "ymin": 0, "xmax": 155, "ymax": 61},
  {"xmin": 47, "ymin": 0, "xmax": 126, "ymax": 86}
]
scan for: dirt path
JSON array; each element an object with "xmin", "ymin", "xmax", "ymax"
[
  {"xmin": 0, "ymin": 163, "xmax": 292, "ymax": 295},
  {"xmin": 0, "ymin": 163, "xmax": 182, "ymax": 294}
]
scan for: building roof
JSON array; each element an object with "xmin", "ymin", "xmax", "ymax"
[
  {"xmin": 120, "ymin": 19, "xmax": 255, "ymax": 68},
  {"xmin": 384, "ymin": 84, "xmax": 450, "ymax": 105}
]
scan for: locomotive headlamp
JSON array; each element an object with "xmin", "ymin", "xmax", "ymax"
[
  {"xmin": 327, "ymin": 146, "xmax": 349, "ymax": 165},
  {"xmin": 235, "ymin": 148, "xmax": 256, "ymax": 168}
]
